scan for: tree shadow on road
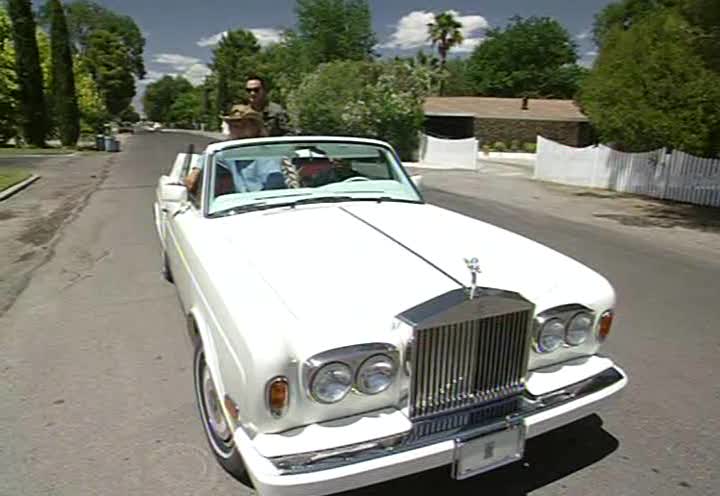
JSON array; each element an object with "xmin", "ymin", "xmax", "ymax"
[
  {"xmin": 338, "ymin": 414, "xmax": 619, "ymax": 496},
  {"xmin": 591, "ymin": 200, "xmax": 720, "ymax": 233}
]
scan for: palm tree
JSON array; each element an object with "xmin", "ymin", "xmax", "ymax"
[{"xmin": 427, "ymin": 11, "xmax": 464, "ymax": 70}]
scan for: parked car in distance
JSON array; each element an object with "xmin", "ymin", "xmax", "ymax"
[{"xmin": 153, "ymin": 136, "xmax": 627, "ymax": 496}]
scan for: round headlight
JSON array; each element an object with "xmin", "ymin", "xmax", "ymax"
[
  {"xmin": 356, "ymin": 354, "xmax": 396, "ymax": 395},
  {"xmin": 567, "ymin": 312, "xmax": 593, "ymax": 346},
  {"xmin": 537, "ymin": 318, "xmax": 565, "ymax": 353},
  {"xmin": 310, "ymin": 362, "xmax": 352, "ymax": 404}
]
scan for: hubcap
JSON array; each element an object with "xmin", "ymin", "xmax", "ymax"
[{"xmin": 202, "ymin": 367, "xmax": 232, "ymax": 442}]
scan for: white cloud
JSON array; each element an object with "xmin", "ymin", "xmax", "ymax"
[
  {"xmin": 150, "ymin": 53, "xmax": 210, "ymax": 86},
  {"xmin": 183, "ymin": 63, "xmax": 212, "ymax": 85},
  {"xmin": 249, "ymin": 28, "xmax": 283, "ymax": 47},
  {"xmin": 197, "ymin": 28, "xmax": 283, "ymax": 48},
  {"xmin": 153, "ymin": 53, "xmax": 202, "ymax": 71},
  {"xmin": 579, "ymin": 50, "xmax": 599, "ymax": 68},
  {"xmin": 381, "ymin": 10, "xmax": 488, "ymax": 52},
  {"xmin": 197, "ymin": 31, "xmax": 228, "ymax": 47},
  {"xmin": 576, "ymin": 29, "xmax": 592, "ymax": 41}
]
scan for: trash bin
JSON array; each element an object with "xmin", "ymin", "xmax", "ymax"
[
  {"xmin": 104, "ymin": 136, "xmax": 119, "ymax": 152},
  {"xmin": 96, "ymin": 134, "xmax": 105, "ymax": 151}
]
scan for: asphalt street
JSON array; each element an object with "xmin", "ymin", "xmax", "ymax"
[{"xmin": 1, "ymin": 132, "xmax": 717, "ymax": 496}]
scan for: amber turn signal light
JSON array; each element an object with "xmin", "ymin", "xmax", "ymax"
[
  {"xmin": 268, "ymin": 377, "xmax": 289, "ymax": 418},
  {"xmin": 598, "ymin": 310, "xmax": 614, "ymax": 341}
]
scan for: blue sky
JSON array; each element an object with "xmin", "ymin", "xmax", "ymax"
[{"xmin": 50, "ymin": 0, "xmax": 611, "ymax": 108}]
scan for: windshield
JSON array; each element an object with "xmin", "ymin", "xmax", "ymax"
[{"xmin": 207, "ymin": 140, "xmax": 422, "ymax": 215}]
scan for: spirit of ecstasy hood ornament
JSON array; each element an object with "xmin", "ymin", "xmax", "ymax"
[{"xmin": 464, "ymin": 257, "xmax": 482, "ymax": 299}]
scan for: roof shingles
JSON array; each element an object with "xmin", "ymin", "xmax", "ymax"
[{"xmin": 424, "ymin": 97, "xmax": 589, "ymax": 122}]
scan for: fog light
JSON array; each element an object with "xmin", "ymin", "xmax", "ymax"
[
  {"xmin": 267, "ymin": 376, "xmax": 289, "ymax": 417},
  {"xmin": 598, "ymin": 310, "xmax": 614, "ymax": 341}
]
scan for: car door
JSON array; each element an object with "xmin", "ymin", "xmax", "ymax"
[
  {"xmin": 164, "ymin": 157, "xmax": 206, "ymax": 310},
  {"xmin": 155, "ymin": 153, "xmax": 200, "ymax": 249}
]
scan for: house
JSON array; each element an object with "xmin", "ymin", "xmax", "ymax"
[{"xmin": 423, "ymin": 97, "xmax": 594, "ymax": 147}]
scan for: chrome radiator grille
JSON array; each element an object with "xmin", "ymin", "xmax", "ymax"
[{"xmin": 408, "ymin": 308, "xmax": 532, "ymax": 419}]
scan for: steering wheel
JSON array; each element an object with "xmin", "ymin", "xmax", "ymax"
[{"xmin": 342, "ymin": 176, "xmax": 371, "ymax": 183}]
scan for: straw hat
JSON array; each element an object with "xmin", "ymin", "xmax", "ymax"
[{"xmin": 221, "ymin": 104, "xmax": 263, "ymax": 123}]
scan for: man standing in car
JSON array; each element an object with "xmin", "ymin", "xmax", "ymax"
[{"xmin": 245, "ymin": 75, "xmax": 291, "ymax": 137}]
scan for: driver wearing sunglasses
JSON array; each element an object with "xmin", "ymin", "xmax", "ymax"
[{"xmin": 245, "ymin": 75, "xmax": 291, "ymax": 137}]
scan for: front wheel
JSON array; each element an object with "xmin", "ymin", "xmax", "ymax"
[{"xmin": 193, "ymin": 344, "xmax": 252, "ymax": 486}]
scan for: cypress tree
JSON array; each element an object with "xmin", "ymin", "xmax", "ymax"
[
  {"xmin": 7, "ymin": 0, "xmax": 47, "ymax": 147},
  {"xmin": 49, "ymin": 0, "xmax": 79, "ymax": 146}
]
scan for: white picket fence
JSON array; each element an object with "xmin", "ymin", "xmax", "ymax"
[
  {"xmin": 535, "ymin": 136, "xmax": 720, "ymax": 207},
  {"xmin": 418, "ymin": 133, "xmax": 479, "ymax": 170}
]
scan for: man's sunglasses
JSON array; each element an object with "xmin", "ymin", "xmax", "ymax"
[{"xmin": 246, "ymin": 87, "xmax": 261, "ymax": 93}]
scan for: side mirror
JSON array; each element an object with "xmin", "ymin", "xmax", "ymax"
[
  {"xmin": 410, "ymin": 175, "xmax": 423, "ymax": 191},
  {"xmin": 160, "ymin": 183, "xmax": 187, "ymax": 204}
]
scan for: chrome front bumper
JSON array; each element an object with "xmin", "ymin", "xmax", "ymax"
[
  {"xmin": 270, "ymin": 366, "xmax": 625, "ymax": 475},
  {"xmin": 235, "ymin": 361, "xmax": 627, "ymax": 496}
]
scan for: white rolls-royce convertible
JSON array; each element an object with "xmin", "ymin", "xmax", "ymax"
[{"xmin": 153, "ymin": 136, "xmax": 627, "ymax": 496}]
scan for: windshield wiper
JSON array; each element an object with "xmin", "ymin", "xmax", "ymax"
[
  {"xmin": 209, "ymin": 195, "xmax": 420, "ymax": 218},
  {"xmin": 208, "ymin": 202, "xmax": 271, "ymax": 218},
  {"xmin": 284, "ymin": 196, "xmax": 355, "ymax": 208}
]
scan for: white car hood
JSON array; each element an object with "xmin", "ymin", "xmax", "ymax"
[{"xmin": 212, "ymin": 201, "xmax": 606, "ymax": 356}]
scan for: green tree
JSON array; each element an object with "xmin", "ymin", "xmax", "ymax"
[
  {"xmin": 74, "ymin": 55, "xmax": 108, "ymax": 133},
  {"xmin": 287, "ymin": 60, "xmax": 435, "ymax": 159},
  {"xmin": 255, "ymin": 30, "xmax": 314, "ymax": 106},
  {"xmin": 295, "ymin": 0, "xmax": 376, "ymax": 65},
  {"xmin": 39, "ymin": 0, "xmax": 146, "ymax": 78},
  {"xmin": 167, "ymin": 90, "xmax": 202, "ymax": 128},
  {"xmin": 118, "ymin": 105, "xmax": 140, "ymax": 123},
  {"xmin": 579, "ymin": 9, "xmax": 720, "ymax": 156},
  {"xmin": 84, "ymin": 29, "xmax": 135, "ymax": 116},
  {"xmin": 210, "ymin": 29, "xmax": 261, "ymax": 115},
  {"xmin": 142, "ymin": 75, "xmax": 193, "ymax": 123},
  {"xmin": 442, "ymin": 59, "xmax": 475, "ymax": 96},
  {"xmin": 678, "ymin": 0, "xmax": 720, "ymax": 71},
  {"xmin": 7, "ymin": 0, "xmax": 48, "ymax": 146},
  {"xmin": 48, "ymin": 0, "xmax": 80, "ymax": 146},
  {"xmin": 0, "ymin": 6, "xmax": 19, "ymax": 143},
  {"xmin": 428, "ymin": 11, "xmax": 464, "ymax": 69},
  {"xmin": 468, "ymin": 16, "xmax": 583, "ymax": 98},
  {"xmin": 592, "ymin": 0, "xmax": 666, "ymax": 46}
]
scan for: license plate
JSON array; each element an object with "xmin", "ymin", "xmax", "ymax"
[{"xmin": 451, "ymin": 424, "xmax": 525, "ymax": 480}]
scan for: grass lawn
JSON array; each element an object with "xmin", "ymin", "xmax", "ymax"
[
  {"xmin": 0, "ymin": 146, "xmax": 76, "ymax": 156},
  {"xmin": 0, "ymin": 168, "xmax": 33, "ymax": 192}
]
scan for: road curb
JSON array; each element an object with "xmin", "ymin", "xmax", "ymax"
[{"xmin": 0, "ymin": 174, "xmax": 40, "ymax": 201}]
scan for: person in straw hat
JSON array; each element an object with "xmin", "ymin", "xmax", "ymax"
[{"xmin": 185, "ymin": 104, "xmax": 275, "ymax": 194}]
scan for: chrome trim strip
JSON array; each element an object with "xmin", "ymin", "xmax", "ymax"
[{"xmin": 269, "ymin": 367, "xmax": 624, "ymax": 475}]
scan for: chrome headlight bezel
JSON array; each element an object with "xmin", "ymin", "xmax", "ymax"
[
  {"xmin": 533, "ymin": 304, "xmax": 596, "ymax": 353},
  {"xmin": 355, "ymin": 354, "xmax": 397, "ymax": 395},
  {"xmin": 309, "ymin": 362, "xmax": 353, "ymax": 404},
  {"xmin": 566, "ymin": 311, "xmax": 594, "ymax": 346},
  {"xmin": 535, "ymin": 317, "xmax": 566, "ymax": 353},
  {"xmin": 303, "ymin": 343, "xmax": 399, "ymax": 404}
]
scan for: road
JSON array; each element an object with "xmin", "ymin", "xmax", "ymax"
[{"xmin": 1, "ymin": 132, "xmax": 717, "ymax": 496}]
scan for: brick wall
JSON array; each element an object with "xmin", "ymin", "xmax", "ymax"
[{"xmin": 474, "ymin": 118, "xmax": 593, "ymax": 147}]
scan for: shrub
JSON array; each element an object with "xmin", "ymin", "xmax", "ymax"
[
  {"xmin": 491, "ymin": 141, "xmax": 507, "ymax": 152},
  {"xmin": 287, "ymin": 60, "xmax": 436, "ymax": 160},
  {"xmin": 509, "ymin": 139, "xmax": 521, "ymax": 151},
  {"xmin": 523, "ymin": 142, "xmax": 537, "ymax": 153}
]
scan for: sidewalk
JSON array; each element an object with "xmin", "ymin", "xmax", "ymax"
[{"xmin": 409, "ymin": 162, "xmax": 720, "ymax": 261}]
